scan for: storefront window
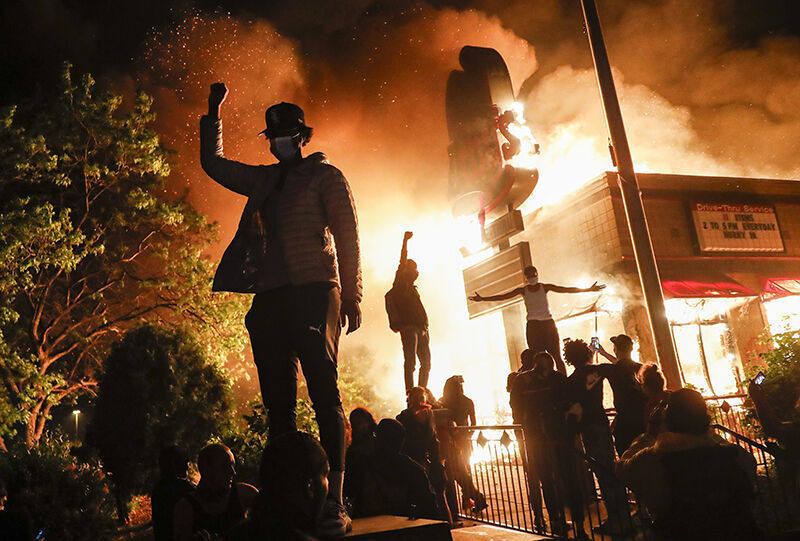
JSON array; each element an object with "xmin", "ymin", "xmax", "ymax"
[
  {"xmin": 666, "ymin": 298, "xmax": 748, "ymax": 397},
  {"xmin": 763, "ymin": 295, "xmax": 800, "ymax": 335}
]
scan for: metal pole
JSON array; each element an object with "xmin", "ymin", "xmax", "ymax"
[{"xmin": 580, "ymin": 0, "xmax": 681, "ymax": 389}]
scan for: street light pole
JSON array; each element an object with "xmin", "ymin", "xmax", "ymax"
[
  {"xmin": 72, "ymin": 409, "xmax": 81, "ymax": 442},
  {"xmin": 579, "ymin": 0, "xmax": 681, "ymax": 389}
]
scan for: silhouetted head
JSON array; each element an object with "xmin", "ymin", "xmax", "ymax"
[
  {"xmin": 349, "ymin": 407, "xmax": 378, "ymax": 442},
  {"xmin": 260, "ymin": 432, "xmax": 329, "ymax": 527},
  {"xmin": 664, "ymin": 388, "xmax": 711, "ymax": 435},
  {"xmin": 523, "ymin": 265, "xmax": 539, "ymax": 286},
  {"xmin": 564, "ymin": 339, "xmax": 592, "ymax": 368},
  {"xmin": 520, "ymin": 349, "xmax": 535, "ymax": 370},
  {"xmin": 399, "ymin": 259, "xmax": 419, "ymax": 284},
  {"xmin": 533, "ymin": 351, "xmax": 555, "ymax": 373},
  {"xmin": 443, "ymin": 375, "xmax": 465, "ymax": 401},
  {"xmin": 610, "ymin": 334, "xmax": 634, "ymax": 358},
  {"xmin": 259, "ymin": 102, "xmax": 312, "ymax": 162},
  {"xmin": 640, "ymin": 364, "xmax": 665, "ymax": 395},
  {"xmin": 197, "ymin": 443, "xmax": 236, "ymax": 493},
  {"xmin": 375, "ymin": 418, "xmax": 406, "ymax": 454},
  {"xmin": 159, "ymin": 445, "xmax": 189, "ymax": 478},
  {"xmin": 407, "ymin": 386, "xmax": 426, "ymax": 409}
]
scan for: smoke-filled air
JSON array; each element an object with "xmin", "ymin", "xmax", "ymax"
[{"xmin": 126, "ymin": 1, "xmax": 800, "ymax": 421}]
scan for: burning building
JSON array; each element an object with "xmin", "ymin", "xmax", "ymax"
[{"xmin": 465, "ymin": 171, "xmax": 800, "ymax": 398}]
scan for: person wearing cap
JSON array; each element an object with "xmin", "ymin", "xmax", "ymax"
[
  {"xmin": 470, "ymin": 266, "xmax": 605, "ymax": 374},
  {"xmin": 594, "ymin": 334, "xmax": 647, "ymax": 455},
  {"xmin": 385, "ymin": 231, "xmax": 431, "ymax": 391},
  {"xmin": 200, "ymin": 83, "xmax": 361, "ymax": 536}
]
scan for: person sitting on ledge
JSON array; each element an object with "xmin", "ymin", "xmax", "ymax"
[
  {"xmin": 228, "ymin": 432, "xmax": 329, "ymax": 541},
  {"xmin": 173, "ymin": 443, "xmax": 257, "ymax": 541},
  {"xmin": 355, "ymin": 418, "xmax": 438, "ymax": 520},
  {"xmin": 617, "ymin": 388, "xmax": 761, "ymax": 541}
]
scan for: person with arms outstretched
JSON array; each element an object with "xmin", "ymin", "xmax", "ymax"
[
  {"xmin": 470, "ymin": 265, "xmax": 604, "ymax": 374},
  {"xmin": 385, "ymin": 231, "xmax": 431, "ymax": 390},
  {"xmin": 200, "ymin": 83, "xmax": 361, "ymax": 536}
]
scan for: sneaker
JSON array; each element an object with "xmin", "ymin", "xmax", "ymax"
[
  {"xmin": 593, "ymin": 516, "xmax": 633, "ymax": 536},
  {"xmin": 471, "ymin": 493, "xmax": 488, "ymax": 513},
  {"xmin": 318, "ymin": 499, "xmax": 353, "ymax": 538}
]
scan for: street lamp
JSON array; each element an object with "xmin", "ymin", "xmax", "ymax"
[{"xmin": 72, "ymin": 409, "xmax": 81, "ymax": 442}]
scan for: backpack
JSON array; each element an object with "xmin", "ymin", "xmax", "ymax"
[{"xmin": 384, "ymin": 288, "xmax": 401, "ymax": 332}]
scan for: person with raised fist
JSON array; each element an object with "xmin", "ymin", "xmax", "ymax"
[{"xmin": 200, "ymin": 82, "xmax": 362, "ymax": 536}]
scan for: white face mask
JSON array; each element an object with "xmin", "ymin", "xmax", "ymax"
[{"xmin": 270, "ymin": 136, "xmax": 300, "ymax": 161}]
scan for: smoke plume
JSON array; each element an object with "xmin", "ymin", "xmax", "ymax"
[{"xmin": 122, "ymin": 1, "xmax": 800, "ymax": 419}]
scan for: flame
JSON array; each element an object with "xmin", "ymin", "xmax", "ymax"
[
  {"xmin": 505, "ymin": 101, "xmax": 541, "ymax": 170},
  {"xmin": 763, "ymin": 295, "xmax": 800, "ymax": 335}
]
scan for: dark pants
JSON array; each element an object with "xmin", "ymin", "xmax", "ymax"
[
  {"xmin": 580, "ymin": 424, "xmax": 629, "ymax": 520},
  {"xmin": 400, "ymin": 326, "xmax": 431, "ymax": 391},
  {"xmin": 613, "ymin": 414, "xmax": 646, "ymax": 457},
  {"xmin": 526, "ymin": 319, "xmax": 565, "ymax": 373},
  {"xmin": 245, "ymin": 283, "xmax": 346, "ymax": 471}
]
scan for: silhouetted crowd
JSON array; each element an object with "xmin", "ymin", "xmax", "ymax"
[
  {"xmin": 139, "ymin": 334, "xmax": 774, "ymax": 541},
  {"xmin": 505, "ymin": 335, "xmax": 764, "ymax": 540},
  {"xmin": 145, "ymin": 375, "xmax": 486, "ymax": 540}
]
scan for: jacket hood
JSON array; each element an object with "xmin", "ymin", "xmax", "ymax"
[{"xmin": 301, "ymin": 151, "xmax": 328, "ymax": 166}]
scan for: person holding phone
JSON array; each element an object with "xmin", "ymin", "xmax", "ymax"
[
  {"xmin": 470, "ymin": 266, "xmax": 605, "ymax": 374},
  {"xmin": 592, "ymin": 334, "xmax": 647, "ymax": 455}
]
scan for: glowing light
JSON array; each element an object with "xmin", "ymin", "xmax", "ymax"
[
  {"xmin": 468, "ymin": 430, "xmax": 521, "ymax": 466},
  {"xmin": 763, "ymin": 295, "xmax": 800, "ymax": 335},
  {"xmin": 453, "ymin": 215, "xmax": 485, "ymax": 255},
  {"xmin": 505, "ymin": 101, "xmax": 540, "ymax": 171}
]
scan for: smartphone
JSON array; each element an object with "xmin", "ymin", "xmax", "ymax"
[
  {"xmin": 753, "ymin": 371, "xmax": 766, "ymax": 385},
  {"xmin": 590, "ymin": 337, "xmax": 600, "ymax": 351}
]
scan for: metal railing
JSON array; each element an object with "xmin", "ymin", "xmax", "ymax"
[
  {"xmin": 706, "ymin": 393, "xmax": 765, "ymax": 445},
  {"xmin": 711, "ymin": 424, "xmax": 799, "ymax": 536},
  {"xmin": 447, "ymin": 423, "xmax": 799, "ymax": 540}
]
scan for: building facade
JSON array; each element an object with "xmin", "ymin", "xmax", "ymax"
[{"xmin": 470, "ymin": 172, "xmax": 800, "ymax": 397}]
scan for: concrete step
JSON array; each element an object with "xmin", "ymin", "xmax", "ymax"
[
  {"xmin": 346, "ymin": 515, "xmax": 452, "ymax": 540},
  {"xmin": 452, "ymin": 523, "xmax": 552, "ymax": 540}
]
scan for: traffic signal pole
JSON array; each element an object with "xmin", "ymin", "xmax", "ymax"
[{"xmin": 580, "ymin": 0, "xmax": 682, "ymax": 389}]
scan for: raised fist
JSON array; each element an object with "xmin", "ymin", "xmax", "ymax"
[
  {"xmin": 208, "ymin": 83, "xmax": 228, "ymax": 108},
  {"xmin": 404, "ymin": 231, "xmax": 414, "ymax": 240}
]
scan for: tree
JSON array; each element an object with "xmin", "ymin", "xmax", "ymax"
[
  {"xmin": 0, "ymin": 64, "xmax": 248, "ymax": 448},
  {"xmin": 0, "ymin": 433, "xmax": 117, "ymax": 540},
  {"xmin": 750, "ymin": 329, "xmax": 800, "ymax": 425},
  {"xmin": 86, "ymin": 323, "xmax": 234, "ymax": 519}
]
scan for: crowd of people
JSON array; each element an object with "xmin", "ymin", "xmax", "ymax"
[
  {"xmin": 151, "ymin": 376, "xmax": 486, "ymax": 540},
  {"xmin": 156, "ymin": 87, "xmax": 765, "ymax": 541},
  {"xmin": 505, "ymin": 335, "xmax": 763, "ymax": 540},
  {"xmin": 149, "ymin": 332, "xmax": 767, "ymax": 541}
]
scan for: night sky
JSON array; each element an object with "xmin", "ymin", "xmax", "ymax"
[{"xmin": 2, "ymin": 0, "xmax": 800, "ymax": 105}]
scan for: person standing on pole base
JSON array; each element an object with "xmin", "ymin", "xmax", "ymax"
[
  {"xmin": 385, "ymin": 231, "xmax": 431, "ymax": 391},
  {"xmin": 470, "ymin": 265, "xmax": 605, "ymax": 374},
  {"xmin": 200, "ymin": 83, "xmax": 362, "ymax": 537}
]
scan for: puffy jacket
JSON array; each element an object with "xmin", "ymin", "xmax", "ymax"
[
  {"xmin": 200, "ymin": 116, "xmax": 362, "ymax": 302},
  {"xmin": 385, "ymin": 283, "xmax": 428, "ymax": 331}
]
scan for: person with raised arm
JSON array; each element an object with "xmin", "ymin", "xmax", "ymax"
[
  {"xmin": 470, "ymin": 265, "xmax": 604, "ymax": 374},
  {"xmin": 200, "ymin": 83, "xmax": 362, "ymax": 536},
  {"xmin": 385, "ymin": 231, "xmax": 431, "ymax": 390}
]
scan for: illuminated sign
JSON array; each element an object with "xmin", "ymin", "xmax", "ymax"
[
  {"xmin": 691, "ymin": 202, "xmax": 783, "ymax": 252},
  {"xmin": 463, "ymin": 242, "xmax": 532, "ymax": 319}
]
